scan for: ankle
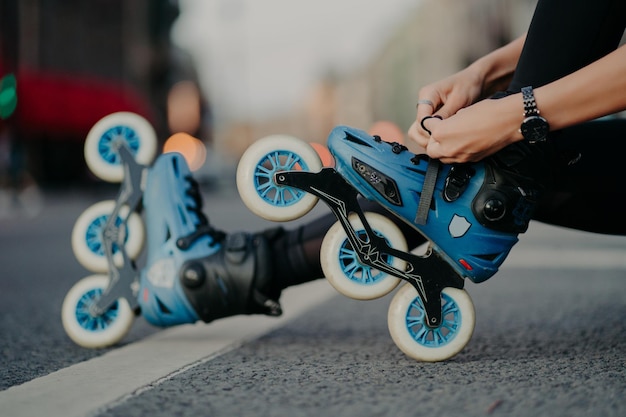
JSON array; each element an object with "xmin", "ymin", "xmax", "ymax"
[{"xmin": 180, "ymin": 230, "xmax": 282, "ymax": 322}]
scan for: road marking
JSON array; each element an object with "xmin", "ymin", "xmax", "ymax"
[
  {"xmin": 0, "ymin": 280, "xmax": 336, "ymax": 417},
  {"xmin": 504, "ymin": 248, "xmax": 626, "ymax": 269}
]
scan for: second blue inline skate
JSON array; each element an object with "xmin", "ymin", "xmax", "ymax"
[
  {"xmin": 62, "ymin": 113, "xmax": 281, "ymax": 348},
  {"xmin": 236, "ymin": 125, "xmax": 541, "ymax": 361}
]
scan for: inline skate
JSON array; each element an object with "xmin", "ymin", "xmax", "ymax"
[
  {"xmin": 62, "ymin": 113, "xmax": 280, "ymax": 348},
  {"xmin": 236, "ymin": 126, "xmax": 540, "ymax": 361}
]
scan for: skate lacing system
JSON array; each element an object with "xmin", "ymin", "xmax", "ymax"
[
  {"xmin": 373, "ymin": 134, "xmax": 540, "ymax": 233},
  {"xmin": 372, "ymin": 135, "xmax": 441, "ymax": 225},
  {"xmin": 176, "ymin": 176, "xmax": 226, "ymax": 250}
]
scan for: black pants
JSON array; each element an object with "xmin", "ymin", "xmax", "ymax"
[
  {"xmin": 272, "ymin": 0, "xmax": 626, "ymax": 290},
  {"xmin": 511, "ymin": 0, "xmax": 626, "ymax": 235}
]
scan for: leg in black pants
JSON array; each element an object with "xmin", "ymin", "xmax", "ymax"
[
  {"xmin": 268, "ymin": 199, "xmax": 426, "ymax": 297},
  {"xmin": 508, "ymin": 0, "xmax": 626, "ymax": 235},
  {"xmin": 533, "ymin": 119, "xmax": 626, "ymax": 235},
  {"xmin": 269, "ymin": 0, "xmax": 626, "ymax": 294}
]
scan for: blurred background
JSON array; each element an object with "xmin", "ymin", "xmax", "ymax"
[{"xmin": 0, "ymin": 0, "xmax": 542, "ymax": 216}]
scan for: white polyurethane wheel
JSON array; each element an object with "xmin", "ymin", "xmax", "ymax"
[
  {"xmin": 62, "ymin": 275, "xmax": 134, "ymax": 349},
  {"xmin": 84, "ymin": 112, "xmax": 157, "ymax": 182},
  {"xmin": 236, "ymin": 134, "xmax": 322, "ymax": 222},
  {"xmin": 71, "ymin": 200, "xmax": 145, "ymax": 272},
  {"xmin": 321, "ymin": 212, "xmax": 406, "ymax": 300},
  {"xmin": 388, "ymin": 285, "xmax": 475, "ymax": 362}
]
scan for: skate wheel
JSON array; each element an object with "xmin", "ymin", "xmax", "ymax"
[
  {"xmin": 321, "ymin": 212, "xmax": 405, "ymax": 300},
  {"xmin": 388, "ymin": 285, "xmax": 475, "ymax": 362},
  {"xmin": 62, "ymin": 275, "xmax": 134, "ymax": 348},
  {"xmin": 236, "ymin": 134, "xmax": 323, "ymax": 222},
  {"xmin": 71, "ymin": 200, "xmax": 145, "ymax": 272},
  {"xmin": 84, "ymin": 112, "xmax": 157, "ymax": 182}
]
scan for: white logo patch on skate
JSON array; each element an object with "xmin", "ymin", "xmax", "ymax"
[
  {"xmin": 448, "ymin": 214, "xmax": 471, "ymax": 238},
  {"xmin": 147, "ymin": 257, "xmax": 176, "ymax": 288}
]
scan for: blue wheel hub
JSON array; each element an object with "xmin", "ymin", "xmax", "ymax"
[
  {"xmin": 338, "ymin": 229, "xmax": 393, "ymax": 285},
  {"xmin": 405, "ymin": 292, "xmax": 461, "ymax": 347},
  {"xmin": 99, "ymin": 125, "xmax": 140, "ymax": 165},
  {"xmin": 254, "ymin": 150, "xmax": 311, "ymax": 207},
  {"xmin": 75, "ymin": 288, "xmax": 119, "ymax": 332},
  {"xmin": 85, "ymin": 215, "xmax": 126, "ymax": 256}
]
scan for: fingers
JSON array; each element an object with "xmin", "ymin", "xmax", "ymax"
[
  {"xmin": 409, "ymin": 96, "xmax": 438, "ymax": 148},
  {"xmin": 420, "ymin": 115, "xmax": 442, "ymax": 135},
  {"xmin": 420, "ymin": 115, "xmax": 443, "ymax": 158},
  {"xmin": 409, "ymin": 110, "xmax": 443, "ymax": 144},
  {"xmin": 415, "ymin": 97, "xmax": 436, "ymax": 126},
  {"xmin": 411, "ymin": 116, "xmax": 455, "ymax": 163},
  {"xmin": 407, "ymin": 121, "xmax": 425, "ymax": 148}
]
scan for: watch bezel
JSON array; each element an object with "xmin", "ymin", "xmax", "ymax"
[{"xmin": 520, "ymin": 115, "xmax": 549, "ymax": 143}]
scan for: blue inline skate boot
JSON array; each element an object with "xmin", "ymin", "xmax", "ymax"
[
  {"xmin": 138, "ymin": 153, "xmax": 280, "ymax": 328},
  {"xmin": 63, "ymin": 113, "xmax": 281, "ymax": 349},
  {"xmin": 325, "ymin": 126, "xmax": 540, "ymax": 282},
  {"xmin": 236, "ymin": 126, "xmax": 542, "ymax": 361}
]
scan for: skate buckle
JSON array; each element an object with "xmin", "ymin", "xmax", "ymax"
[
  {"xmin": 443, "ymin": 164, "xmax": 475, "ymax": 202},
  {"xmin": 390, "ymin": 142, "xmax": 408, "ymax": 154}
]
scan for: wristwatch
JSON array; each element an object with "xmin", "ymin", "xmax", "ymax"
[{"xmin": 520, "ymin": 86, "xmax": 549, "ymax": 143}]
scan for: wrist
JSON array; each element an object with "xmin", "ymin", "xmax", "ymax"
[
  {"xmin": 487, "ymin": 94, "xmax": 526, "ymax": 145},
  {"xmin": 465, "ymin": 59, "xmax": 490, "ymax": 92},
  {"xmin": 469, "ymin": 36, "xmax": 523, "ymax": 97},
  {"xmin": 519, "ymin": 86, "xmax": 549, "ymax": 143}
]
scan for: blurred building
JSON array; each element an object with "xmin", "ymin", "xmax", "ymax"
[
  {"xmin": 218, "ymin": 0, "xmax": 539, "ymax": 154},
  {"xmin": 0, "ymin": 0, "xmax": 209, "ymax": 187}
]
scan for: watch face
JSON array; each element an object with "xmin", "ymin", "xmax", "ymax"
[{"xmin": 521, "ymin": 116, "xmax": 549, "ymax": 143}]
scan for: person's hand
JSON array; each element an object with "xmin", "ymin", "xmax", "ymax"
[
  {"xmin": 408, "ymin": 67, "xmax": 484, "ymax": 149},
  {"xmin": 420, "ymin": 94, "xmax": 523, "ymax": 164}
]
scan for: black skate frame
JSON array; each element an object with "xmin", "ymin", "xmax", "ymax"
[
  {"xmin": 276, "ymin": 168, "xmax": 464, "ymax": 327},
  {"xmin": 89, "ymin": 144, "xmax": 144, "ymax": 316}
]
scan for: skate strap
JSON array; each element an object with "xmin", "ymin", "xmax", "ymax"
[{"xmin": 415, "ymin": 158, "xmax": 440, "ymax": 225}]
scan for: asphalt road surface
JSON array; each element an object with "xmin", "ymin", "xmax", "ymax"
[{"xmin": 0, "ymin": 183, "xmax": 625, "ymax": 417}]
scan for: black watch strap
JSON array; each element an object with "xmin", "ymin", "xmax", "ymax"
[
  {"xmin": 521, "ymin": 86, "xmax": 540, "ymax": 117},
  {"xmin": 520, "ymin": 86, "xmax": 549, "ymax": 144}
]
